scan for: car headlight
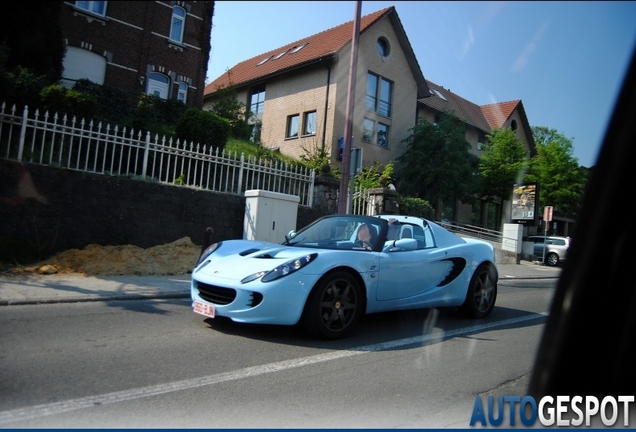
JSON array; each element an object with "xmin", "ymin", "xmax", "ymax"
[
  {"xmin": 241, "ymin": 253, "xmax": 318, "ymax": 283},
  {"xmin": 196, "ymin": 242, "xmax": 221, "ymax": 268}
]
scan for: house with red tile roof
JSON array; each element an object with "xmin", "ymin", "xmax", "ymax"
[
  {"xmin": 204, "ymin": 5, "xmax": 536, "ymax": 228},
  {"xmin": 203, "ymin": 6, "xmax": 430, "ymax": 168},
  {"xmin": 418, "ymin": 81, "xmax": 535, "ymax": 226}
]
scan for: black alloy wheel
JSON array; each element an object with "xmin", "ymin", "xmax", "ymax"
[{"xmin": 302, "ymin": 271, "xmax": 363, "ymax": 339}]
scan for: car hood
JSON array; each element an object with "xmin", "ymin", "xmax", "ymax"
[{"xmin": 193, "ymin": 239, "xmax": 323, "ymax": 280}]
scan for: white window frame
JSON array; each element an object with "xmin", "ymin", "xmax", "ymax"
[
  {"xmin": 147, "ymin": 73, "xmax": 170, "ymax": 99},
  {"xmin": 177, "ymin": 82, "xmax": 188, "ymax": 103},
  {"xmin": 169, "ymin": 6, "xmax": 186, "ymax": 44},
  {"xmin": 75, "ymin": 1, "xmax": 107, "ymax": 17}
]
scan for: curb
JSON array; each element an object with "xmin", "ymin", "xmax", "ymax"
[{"xmin": 0, "ymin": 291, "xmax": 191, "ymax": 306}]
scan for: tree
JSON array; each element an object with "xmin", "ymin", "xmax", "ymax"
[
  {"xmin": 524, "ymin": 126, "xmax": 586, "ymax": 215},
  {"xmin": 397, "ymin": 114, "xmax": 479, "ymax": 213},
  {"xmin": 207, "ymin": 81, "xmax": 252, "ymax": 140},
  {"xmin": 0, "ymin": 1, "xmax": 64, "ymax": 82},
  {"xmin": 479, "ymin": 127, "xmax": 528, "ymax": 203}
]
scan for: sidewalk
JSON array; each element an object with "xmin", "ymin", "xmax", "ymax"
[{"xmin": 0, "ymin": 260, "xmax": 561, "ymax": 306}]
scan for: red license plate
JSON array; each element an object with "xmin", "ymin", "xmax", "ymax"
[{"xmin": 193, "ymin": 300, "xmax": 215, "ymax": 318}]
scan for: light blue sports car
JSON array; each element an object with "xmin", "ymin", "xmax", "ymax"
[{"xmin": 191, "ymin": 214, "xmax": 498, "ymax": 339}]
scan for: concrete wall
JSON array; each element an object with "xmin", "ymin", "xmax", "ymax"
[
  {"xmin": 0, "ymin": 160, "xmax": 329, "ymax": 264},
  {"xmin": 1, "ymin": 160, "xmax": 516, "ymax": 265}
]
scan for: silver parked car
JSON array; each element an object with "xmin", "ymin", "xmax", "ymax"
[{"xmin": 528, "ymin": 235, "xmax": 571, "ymax": 266}]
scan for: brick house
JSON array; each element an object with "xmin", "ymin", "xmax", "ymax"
[
  {"xmin": 59, "ymin": 0, "xmax": 214, "ymax": 108},
  {"xmin": 203, "ymin": 5, "xmax": 536, "ymax": 229},
  {"xmin": 418, "ymin": 81, "xmax": 535, "ymax": 227},
  {"xmin": 203, "ymin": 6, "xmax": 430, "ymax": 167}
]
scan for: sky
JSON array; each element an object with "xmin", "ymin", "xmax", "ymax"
[{"xmin": 206, "ymin": 1, "xmax": 636, "ymax": 168}]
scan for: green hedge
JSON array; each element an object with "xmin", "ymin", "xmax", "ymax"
[{"xmin": 175, "ymin": 107, "xmax": 230, "ymax": 150}]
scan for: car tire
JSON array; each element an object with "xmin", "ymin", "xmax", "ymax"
[
  {"xmin": 459, "ymin": 265, "xmax": 497, "ymax": 319},
  {"xmin": 546, "ymin": 252, "xmax": 559, "ymax": 266},
  {"xmin": 302, "ymin": 271, "xmax": 363, "ymax": 339}
]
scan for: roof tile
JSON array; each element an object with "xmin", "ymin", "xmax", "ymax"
[{"xmin": 204, "ymin": 7, "xmax": 393, "ymax": 94}]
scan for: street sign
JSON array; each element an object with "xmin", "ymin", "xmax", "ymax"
[
  {"xmin": 350, "ymin": 146, "xmax": 363, "ymax": 175},
  {"xmin": 543, "ymin": 206, "xmax": 553, "ymax": 222}
]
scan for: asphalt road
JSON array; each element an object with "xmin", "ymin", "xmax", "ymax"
[{"xmin": 0, "ymin": 277, "xmax": 557, "ymax": 428}]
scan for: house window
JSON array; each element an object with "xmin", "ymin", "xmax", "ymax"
[
  {"xmin": 177, "ymin": 82, "xmax": 188, "ymax": 103},
  {"xmin": 363, "ymin": 118, "xmax": 375, "ymax": 143},
  {"xmin": 286, "ymin": 114, "xmax": 299, "ymax": 139},
  {"xmin": 363, "ymin": 118, "xmax": 389, "ymax": 147},
  {"xmin": 377, "ymin": 37, "xmax": 390, "ymax": 58},
  {"xmin": 366, "ymin": 72, "xmax": 392, "ymax": 117},
  {"xmin": 170, "ymin": 6, "xmax": 186, "ymax": 44},
  {"xmin": 250, "ymin": 123, "xmax": 262, "ymax": 143},
  {"xmin": 61, "ymin": 46, "xmax": 106, "ymax": 88},
  {"xmin": 303, "ymin": 111, "xmax": 316, "ymax": 135},
  {"xmin": 366, "ymin": 73, "xmax": 378, "ymax": 112},
  {"xmin": 250, "ymin": 84, "xmax": 266, "ymax": 116},
  {"xmin": 289, "ymin": 44, "xmax": 306, "ymax": 54},
  {"xmin": 75, "ymin": 1, "xmax": 106, "ymax": 16},
  {"xmin": 147, "ymin": 73, "xmax": 169, "ymax": 99},
  {"xmin": 377, "ymin": 123, "xmax": 389, "ymax": 147}
]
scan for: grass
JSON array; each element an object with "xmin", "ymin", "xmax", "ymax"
[{"xmin": 225, "ymin": 138, "xmax": 302, "ymax": 166}]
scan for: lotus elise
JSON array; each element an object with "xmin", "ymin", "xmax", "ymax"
[{"xmin": 191, "ymin": 214, "xmax": 498, "ymax": 339}]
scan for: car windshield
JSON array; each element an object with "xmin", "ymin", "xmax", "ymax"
[{"xmin": 286, "ymin": 216, "xmax": 384, "ymax": 250}]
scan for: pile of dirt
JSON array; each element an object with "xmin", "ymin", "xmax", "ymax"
[{"xmin": 9, "ymin": 237, "xmax": 202, "ymax": 276}]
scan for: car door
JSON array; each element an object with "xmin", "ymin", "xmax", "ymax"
[
  {"xmin": 375, "ymin": 238, "xmax": 450, "ymax": 301},
  {"xmin": 530, "ymin": 236, "xmax": 546, "ymax": 257}
]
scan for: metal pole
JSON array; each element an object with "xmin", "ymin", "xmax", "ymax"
[{"xmin": 337, "ymin": 0, "xmax": 361, "ymax": 214}]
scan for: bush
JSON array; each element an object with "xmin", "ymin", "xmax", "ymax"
[
  {"xmin": 40, "ymin": 84, "xmax": 98, "ymax": 119},
  {"xmin": 399, "ymin": 196, "xmax": 435, "ymax": 220},
  {"xmin": 175, "ymin": 107, "xmax": 230, "ymax": 149},
  {"xmin": 0, "ymin": 64, "xmax": 49, "ymax": 109},
  {"xmin": 72, "ymin": 79, "xmax": 133, "ymax": 122},
  {"xmin": 135, "ymin": 94, "xmax": 188, "ymax": 125}
]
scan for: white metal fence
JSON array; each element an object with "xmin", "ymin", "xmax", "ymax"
[{"xmin": 0, "ymin": 103, "xmax": 315, "ymax": 206}]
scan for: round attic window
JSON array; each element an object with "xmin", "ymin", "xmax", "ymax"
[{"xmin": 377, "ymin": 37, "xmax": 390, "ymax": 58}]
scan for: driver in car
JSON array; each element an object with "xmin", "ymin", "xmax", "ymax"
[{"xmin": 356, "ymin": 223, "xmax": 376, "ymax": 250}]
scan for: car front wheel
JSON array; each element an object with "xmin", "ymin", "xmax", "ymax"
[
  {"xmin": 302, "ymin": 271, "xmax": 363, "ymax": 339},
  {"xmin": 459, "ymin": 265, "xmax": 497, "ymax": 318},
  {"xmin": 546, "ymin": 252, "xmax": 560, "ymax": 266}
]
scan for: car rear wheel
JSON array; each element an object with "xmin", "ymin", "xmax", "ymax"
[
  {"xmin": 546, "ymin": 252, "xmax": 559, "ymax": 266},
  {"xmin": 302, "ymin": 271, "xmax": 363, "ymax": 339},
  {"xmin": 459, "ymin": 265, "xmax": 497, "ymax": 318}
]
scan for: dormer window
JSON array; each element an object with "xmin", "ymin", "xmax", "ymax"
[
  {"xmin": 430, "ymin": 89, "xmax": 448, "ymax": 101},
  {"xmin": 289, "ymin": 44, "xmax": 306, "ymax": 54},
  {"xmin": 272, "ymin": 50, "xmax": 287, "ymax": 60}
]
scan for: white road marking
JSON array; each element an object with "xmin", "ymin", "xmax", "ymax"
[{"xmin": 0, "ymin": 312, "xmax": 548, "ymax": 425}]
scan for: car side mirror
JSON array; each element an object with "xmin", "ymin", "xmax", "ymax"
[{"xmin": 383, "ymin": 238, "xmax": 418, "ymax": 252}]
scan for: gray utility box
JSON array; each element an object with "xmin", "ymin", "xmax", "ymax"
[{"xmin": 244, "ymin": 190, "xmax": 300, "ymax": 243}]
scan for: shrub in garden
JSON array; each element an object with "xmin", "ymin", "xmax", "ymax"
[{"xmin": 175, "ymin": 108, "xmax": 230, "ymax": 150}]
